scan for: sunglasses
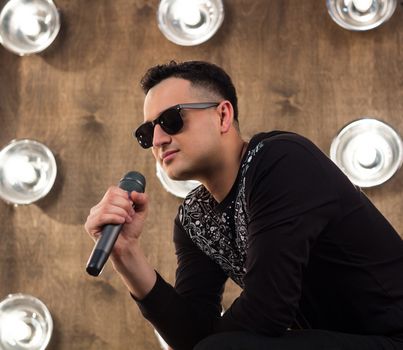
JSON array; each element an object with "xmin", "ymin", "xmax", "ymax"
[{"xmin": 134, "ymin": 102, "xmax": 220, "ymax": 149}]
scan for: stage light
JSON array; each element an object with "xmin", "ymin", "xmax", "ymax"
[
  {"xmin": 0, "ymin": 294, "xmax": 53, "ymax": 350},
  {"xmin": 330, "ymin": 118, "xmax": 402, "ymax": 187},
  {"xmin": 0, "ymin": 0, "xmax": 60, "ymax": 55},
  {"xmin": 157, "ymin": 0, "xmax": 224, "ymax": 46},
  {"xmin": 326, "ymin": 0, "xmax": 397, "ymax": 31},
  {"xmin": 156, "ymin": 162, "xmax": 200, "ymax": 198},
  {"xmin": 0, "ymin": 139, "xmax": 57, "ymax": 205}
]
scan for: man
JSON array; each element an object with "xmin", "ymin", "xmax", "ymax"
[{"xmin": 85, "ymin": 61, "xmax": 403, "ymax": 350}]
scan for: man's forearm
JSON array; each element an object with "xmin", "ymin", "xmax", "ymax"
[{"xmin": 112, "ymin": 242, "xmax": 157, "ymax": 300}]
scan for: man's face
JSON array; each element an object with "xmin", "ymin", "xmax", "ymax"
[{"xmin": 143, "ymin": 78, "xmax": 222, "ymax": 182}]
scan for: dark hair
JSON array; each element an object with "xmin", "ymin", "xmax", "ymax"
[{"xmin": 140, "ymin": 61, "xmax": 239, "ymax": 123}]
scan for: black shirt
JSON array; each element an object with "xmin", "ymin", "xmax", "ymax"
[{"xmin": 136, "ymin": 132, "xmax": 403, "ymax": 350}]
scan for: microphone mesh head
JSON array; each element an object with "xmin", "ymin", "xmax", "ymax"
[{"xmin": 119, "ymin": 171, "xmax": 146, "ymax": 193}]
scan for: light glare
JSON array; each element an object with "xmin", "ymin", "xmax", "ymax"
[
  {"xmin": 356, "ymin": 144, "xmax": 378, "ymax": 168},
  {"xmin": 4, "ymin": 155, "xmax": 38, "ymax": 185},
  {"xmin": 352, "ymin": 0, "xmax": 373, "ymax": 12},
  {"xmin": 0, "ymin": 312, "xmax": 33, "ymax": 344},
  {"xmin": 13, "ymin": 6, "xmax": 41, "ymax": 37},
  {"xmin": 174, "ymin": 0, "xmax": 202, "ymax": 26}
]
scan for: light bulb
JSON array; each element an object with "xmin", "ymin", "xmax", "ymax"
[
  {"xmin": 14, "ymin": 6, "xmax": 41, "ymax": 37},
  {"xmin": 352, "ymin": 0, "xmax": 373, "ymax": 12},
  {"xmin": 356, "ymin": 144, "xmax": 379, "ymax": 168},
  {"xmin": 174, "ymin": 0, "xmax": 202, "ymax": 26},
  {"xmin": 4, "ymin": 155, "xmax": 38, "ymax": 185},
  {"xmin": 0, "ymin": 311, "xmax": 33, "ymax": 344}
]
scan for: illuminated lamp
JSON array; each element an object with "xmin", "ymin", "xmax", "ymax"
[
  {"xmin": 330, "ymin": 118, "xmax": 402, "ymax": 187},
  {"xmin": 326, "ymin": 0, "xmax": 397, "ymax": 31},
  {"xmin": 0, "ymin": 0, "xmax": 60, "ymax": 55},
  {"xmin": 0, "ymin": 293, "xmax": 53, "ymax": 350},
  {"xmin": 0, "ymin": 139, "xmax": 57, "ymax": 205},
  {"xmin": 157, "ymin": 0, "xmax": 224, "ymax": 46}
]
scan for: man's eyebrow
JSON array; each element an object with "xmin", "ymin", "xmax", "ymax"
[{"xmin": 144, "ymin": 105, "xmax": 172, "ymax": 123}]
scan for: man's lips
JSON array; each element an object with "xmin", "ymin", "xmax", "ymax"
[{"xmin": 161, "ymin": 150, "xmax": 179, "ymax": 161}]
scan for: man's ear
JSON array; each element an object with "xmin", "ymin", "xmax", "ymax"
[{"xmin": 219, "ymin": 101, "xmax": 234, "ymax": 133}]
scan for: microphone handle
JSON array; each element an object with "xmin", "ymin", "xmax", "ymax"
[{"xmin": 86, "ymin": 223, "xmax": 123, "ymax": 276}]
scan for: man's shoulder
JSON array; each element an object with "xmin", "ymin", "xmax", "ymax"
[
  {"xmin": 247, "ymin": 131, "xmax": 321, "ymax": 161},
  {"xmin": 250, "ymin": 131, "xmax": 313, "ymax": 148},
  {"xmin": 241, "ymin": 131, "xmax": 328, "ymax": 185}
]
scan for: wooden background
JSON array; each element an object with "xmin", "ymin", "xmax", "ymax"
[{"xmin": 0, "ymin": 0, "xmax": 402, "ymax": 349}]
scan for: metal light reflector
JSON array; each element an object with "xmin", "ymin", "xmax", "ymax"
[
  {"xmin": 0, "ymin": 293, "xmax": 53, "ymax": 350},
  {"xmin": 330, "ymin": 119, "xmax": 402, "ymax": 187},
  {"xmin": 326, "ymin": 0, "xmax": 397, "ymax": 31},
  {"xmin": 0, "ymin": 139, "xmax": 57, "ymax": 205},
  {"xmin": 0, "ymin": 0, "xmax": 60, "ymax": 55},
  {"xmin": 157, "ymin": 0, "xmax": 224, "ymax": 46},
  {"xmin": 156, "ymin": 162, "xmax": 200, "ymax": 198}
]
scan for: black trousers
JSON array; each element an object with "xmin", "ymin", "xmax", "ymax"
[{"xmin": 193, "ymin": 330, "xmax": 403, "ymax": 350}]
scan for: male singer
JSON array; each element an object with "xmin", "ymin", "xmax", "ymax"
[{"xmin": 85, "ymin": 61, "xmax": 403, "ymax": 350}]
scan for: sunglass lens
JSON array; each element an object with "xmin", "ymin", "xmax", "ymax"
[
  {"xmin": 159, "ymin": 108, "xmax": 183, "ymax": 134},
  {"xmin": 135, "ymin": 123, "xmax": 154, "ymax": 149},
  {"xmin": 134, "ymin": 108, "xmax": 184, "ymax": 149}
]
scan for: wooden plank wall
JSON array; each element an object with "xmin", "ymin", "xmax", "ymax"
[{"xmin": 0, "ymin": 0, "xmax": 402, "ymax": 349}]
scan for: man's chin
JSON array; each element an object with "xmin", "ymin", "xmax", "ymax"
[
  {"xmin": 167, "ymin": 173, "xmax": 189, "ymax": 182},
  {"xmin": 165, "ymin": 168, "xmax": 194, "ymax": 182}
]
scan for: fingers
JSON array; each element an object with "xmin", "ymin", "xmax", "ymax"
[
  {"xmin": 101, "ymin": 186, "xmax": 134, "ymax": 212},
  {"xmin": 85, "ymin": 186, "xmax": 140, "ymax": 237}
]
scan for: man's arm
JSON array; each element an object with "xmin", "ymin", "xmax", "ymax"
[
  {"xmin": 84, "ymin": 186, "xmax": 156, "ymax": 299},
  {"xmin": 85, "ymin": 187, "xmax": 227, "ymax": 350},
  {"xmin": 135, "ymin": 216, "xmax": 228, "ymax": 350}
]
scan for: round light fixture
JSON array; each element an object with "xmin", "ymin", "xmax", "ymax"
[
  {"xmin": 0, "ymin": 139, "xmax": 57, "ymax": 205},
  {"xmin": 0, "ymin": 293, "xmax": 53, "ymax": 350},
  {"xmin": 326, "ymin": 0, "xmax": 397, "ymax": 31},
  {"xmin": 330, "ymin": 118, "xmax": 402, "ymax": 187},
  {"xmin": 156, "ymin": 162, "xmax": 200, "ymax": 198},
  {"xmin": 157, "ymin": 0, "xmax": 224, "ymax": 46},
  {"xmin": 0, "ymin": 0, "xmax": 60, "ymax": 55}
]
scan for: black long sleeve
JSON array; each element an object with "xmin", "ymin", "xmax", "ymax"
[
  {"xmin": 136, "ymin": 220, "xmax": 227, "ymax": 350},
  {"xmin": 136, "ymin": 132, "xmax": 403, "ymax": 349}
]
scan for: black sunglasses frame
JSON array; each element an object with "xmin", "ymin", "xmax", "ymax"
[{"xmin": 134, "ymin": 102, "xmax": 220, "ymax": 149}]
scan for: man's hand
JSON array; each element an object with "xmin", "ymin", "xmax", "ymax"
[
  {"xmin": 84, "ymin": 186, "xmax": 155, "ymax": 298},
  {"xmin": 85, "ymin": 186, "xmax": 148, "ymax": 244}
]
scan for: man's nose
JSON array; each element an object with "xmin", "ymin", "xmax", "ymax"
[{"xmin": 152, "ymin": 124, "xmax": 171, "ymax": 147}]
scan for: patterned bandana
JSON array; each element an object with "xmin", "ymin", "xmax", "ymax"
[{"xmin": 179, "ymin": 141, "xmax": 264, "ymax": 287}]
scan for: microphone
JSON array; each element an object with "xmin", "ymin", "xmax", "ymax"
[{"xmin": 86, "ymin": 171, "xmax": 146, "ymax": 277}]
